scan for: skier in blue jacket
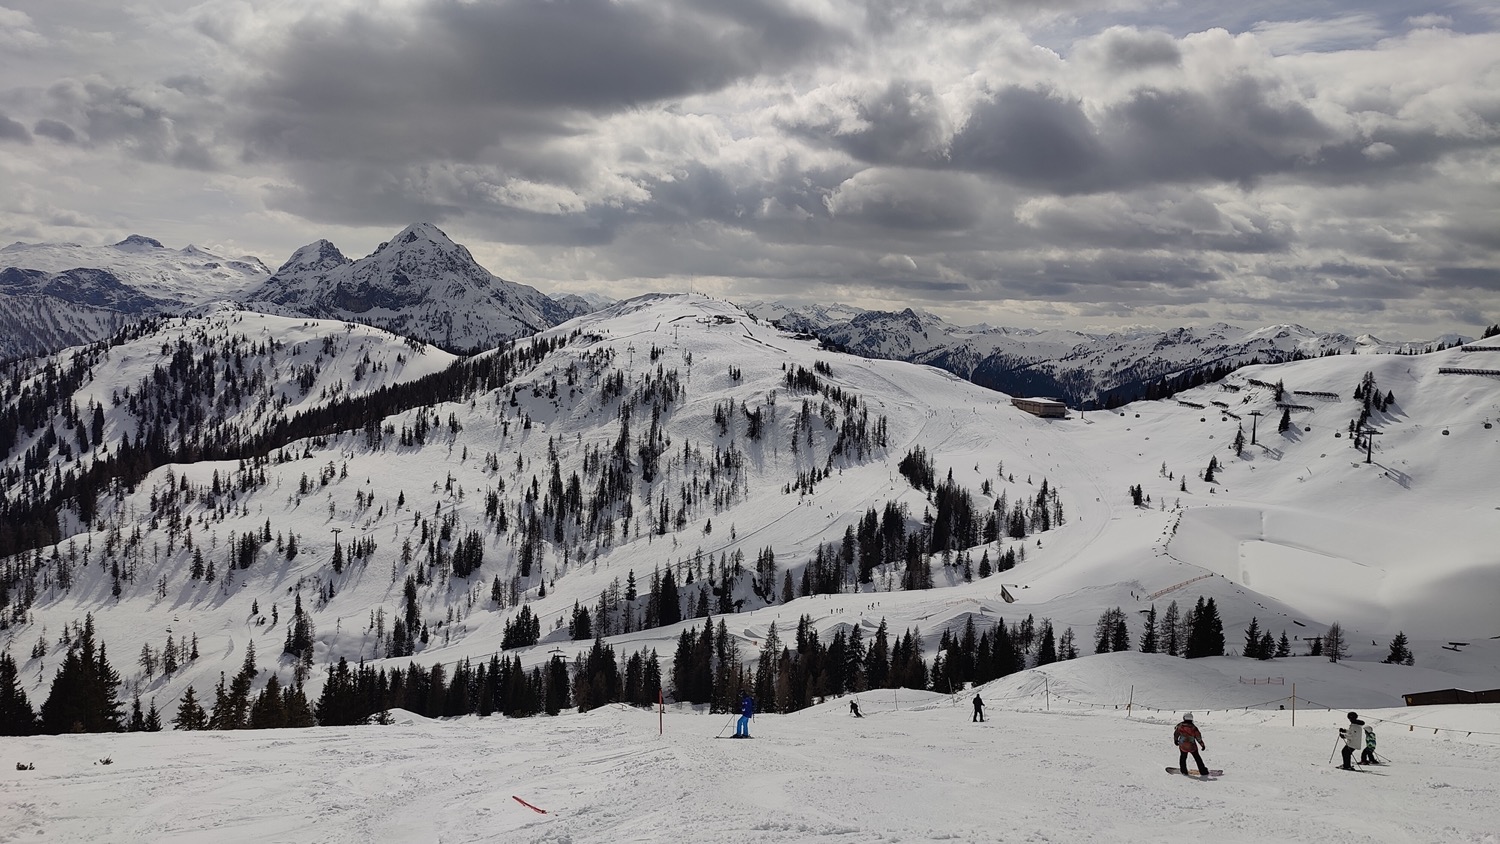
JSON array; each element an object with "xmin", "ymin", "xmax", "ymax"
[{"xmin": 735, "ymin": 692, "xmax": 754, "ymax": 738}]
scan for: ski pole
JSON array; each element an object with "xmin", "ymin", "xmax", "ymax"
[
  {"xmin": 715, "ymin": 714, "xmax": 736, "ymax": 738},
  {"xmin": 1328, "ymin": 735, "xmax": 1343, "ymax": 765}
]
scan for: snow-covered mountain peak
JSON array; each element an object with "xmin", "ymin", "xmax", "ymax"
[
  {"xmin": 274, "ymin": 239, "xmax": 351, "ymax": 277},
  {"xmin": 249, "ymin": 222, "xmax": 570, "ymax": 352},
  {"xmin": 113, "ymin": 234, "xmax": 165, "ymax": 250}
]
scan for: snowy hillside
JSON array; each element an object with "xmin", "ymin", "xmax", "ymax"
[
  {"xmin": 2, "ymin": 294, "xmax": 1499, "ymax": 842},
  {"xmin": 747, "ymin": 302, "xmax": 1464, "ymax": 408},
  {"xmin": 3, "ymin": 294, "xmax": 1496, "ymax": 704},
  {"xmin": 0, "ymin": 294, "xmax": 133, "ymax": 364},
  {"xmin": 248, "ymin": 223, "xmax": 573, "ymax": 353}
]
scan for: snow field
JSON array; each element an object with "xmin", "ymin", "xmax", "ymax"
[{"xmin": 5, "ymin": 678, "xmax": 1500, "ymax": 844}]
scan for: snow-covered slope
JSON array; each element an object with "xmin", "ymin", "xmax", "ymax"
[
  {"xmin": 3, "ymin": 291, "xmax": 1498, "ymax": 832},
  {"xmin": 0, "ymin": 294, "xmax": 133, "ymax": 363},
  {"xmin": 6, "ymin": 658, "xmax": 1500, "ymax": 843},
  {"xmin": 248, "ymin": 223, "xmax": 572, "ymax": 352}
]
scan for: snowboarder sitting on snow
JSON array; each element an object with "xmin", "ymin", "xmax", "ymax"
[
  {"xmin": 1340, "ymin": 712, "xmax": 1366, "ymax": 770},
  {"xmin": 734, "ymin": 692, "xmax": 754, "ymax": 738},
  {"xmin": 1173, "ymin": 713, "xmax": 1209, "ymax": 776},
  {"xmin": 850, "ymin": 700, "xmax": 863, "ymax": 718},
  {"xmin": 972, "ymin": 694, "xmax": 985, "ymax": 723},
  {"xmin": 1360, "ymin": 723, "xmax": 1378, "ymax": 765}
]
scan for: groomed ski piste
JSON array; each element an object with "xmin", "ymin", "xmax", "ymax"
[
  {"xmin": 4, "ymin": 294, "xmax": 1500, "ymax": 842},
  {"xmin": 6, "ymin": 662, "xmax": 1500, "ymax": 843}
]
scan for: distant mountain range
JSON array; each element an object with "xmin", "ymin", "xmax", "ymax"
[
  {"xmin": 743, "ymin": 303, "xmax": 1466, "ymax": 407},
  {"xmin": 0, "ymin": 225, "xmax": 597, "ymax": 359},
  {"xmin": 1, "ymin": 227, "xmax": 1466, "ymax": 404}
]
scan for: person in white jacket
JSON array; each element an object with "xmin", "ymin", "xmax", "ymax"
[{"xmin": 1340, "ymin": 712, "xmax": 1366, "ymax": 770}]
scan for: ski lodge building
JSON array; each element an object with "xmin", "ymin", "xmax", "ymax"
[{"xmin": 1011, "ymin": 397, "xmax": 1068, "ymax": 418}]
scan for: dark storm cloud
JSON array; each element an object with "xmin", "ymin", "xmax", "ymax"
[
  {"xmin": 947, "ymin": 88, "xmax": 1104, "ymax": 188},
  {"xmin": 826, "ymin": 169, "xmax": 988, "ymax": 233},
  {"xmin": 1020, "ymin": 196, "xmax": 1293, "ymax": 255},
  {"xmin": 32, "ymin": 119, "xmax": 77, "ymax": 143},
  {"xmin": 242, "ymin": 0, "xmax": 844, "ymax": 164},
  {"xmin": 42, "ymin": 79, "xmax": 221, "ymax": 169},
  {"xmin": 946, "ymin": 78, "xmax": 1334, "ymax": 192},
  {"xmin": 0, "ymin": 114, "xmax": 32, "ymax": 143},
  {"xmin": 1430, "ymin": 267, "xmax": 1500, "ymax": 291},
  {"xmin": 782, "ymin": 80, "xmax": 948, "ymax": 166},
  {"xmin": 801, "ymin": 74, "xmax": 1361, "ymax": 194},
  {"xmin": 1095, "ymin": 28, "xmax": 1182, "ymax": 70}
]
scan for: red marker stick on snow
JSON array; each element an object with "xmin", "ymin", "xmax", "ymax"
[{"xmin": 512, "ymin": 796, "xmax": 549, "ymax": 814}]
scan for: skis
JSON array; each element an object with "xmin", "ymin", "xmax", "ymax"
[
  {"xmin": 1166, "ymin": 767, "xmax": 1223, "ymax": 777},
  {"xmin": 715, "ymin": 735, "xmax": 755, "ymax": 739}
]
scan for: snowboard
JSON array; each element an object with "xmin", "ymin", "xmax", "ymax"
[{"xmin": 1166, "ymin": 767, "xmax": 1223, "ymax": 777}]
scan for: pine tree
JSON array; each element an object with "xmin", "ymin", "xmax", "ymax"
[
  {"xmin": 1278, "ymin": 407, "xmax": 1292, "ymax": 434},
  {"xmin": 1200, "ymin": 598, "xmax": 1225, "ymax": 656},
  {"xmin": 1232, "ymin": 426, "xmax": 1245, "ymax": 456},
  {"xmin": 1109, "ymin": 609, "xmax": 1130, "ymax": 652},
  {"xmin": 39, "ymin": 615, "xmax": 123, "ymax": 734},
  {"xmin": 1258, "ymin": 631, "xmax": 1275, "ymax": 661},
  {"xmin": 1059, "ymin": 627, "xmax": 1079, "ymax": 660},
  {"xmin": 1094, "ymin": 609, "xmax": 1114, "ymax": 654},
  {"xmin": 1382, "ymin": 631, "xmax": 1412, "ymax": 665},
  {"xmin": 145, "ymin": 699, "xmax": 163, "ymax": 732},
  {"xmin": 1276, "ymin": 631, "xmax": 1291, "ymax": 658},
  {"xmin": 162, "ymin": 636, "xmax": 179, "ymax": 677},
  {"xmin": 248, "ymin": 674, "xmax": 287, "ymax": 729},
  {"xmin": 1243, "ymin": 617, "xmax": 1263, "ymax": 659},
  {"xmin": 1034, "ymin": 620, "xmax": 1057, "ymax": 666},
  {"xmin": 0, "ymin": 652, "xmax": 36, "ymax": 735},
  {"xmin": 220, "ymin": 640, "xmax": 258, "ymax": 729},
  {"xmin": 1162, "ymin": 600, "xmax": 1181, "ymax": 657},
  {"xmin": 173, "ymin": 685, "xmax": 207, "ymax": 730},
  {"xmin": 1139, "ymin": 605, "xmax": 1159, "ymax": 654}
]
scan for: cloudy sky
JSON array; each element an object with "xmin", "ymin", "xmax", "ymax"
[{"xmin": 2, "ymin": 0, "xmax": 1498, "ymax": 337}]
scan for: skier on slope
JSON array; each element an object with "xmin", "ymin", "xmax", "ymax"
[
  {"xmin": 850, "ymin": 700, "xmax": 863, "ymax": 718},
  {"xmin": 734, "ymin": 692, "xmax": 754, "ymax": 738},
  {"xmin": 1361, "ymin": 724, "xmax": 1379, "ymax": 765},
  {"xmin": 1173, "ymin": 713, "xmax": 1210, "ymax": 776},
  {"xmin": 972, "ymin": 694, "xmax": 985, "ymax": 723},
  {"xmin": 1339, "ymin": 712, "xmax": 1366, "ymax": 770}
]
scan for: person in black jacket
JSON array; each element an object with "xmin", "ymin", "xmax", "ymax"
[{"xmin": 972, "ymin": 694, "xmax": 985, "ymax": 722}]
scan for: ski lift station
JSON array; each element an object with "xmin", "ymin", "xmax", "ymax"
[{"xmin": 1011, "ymin": 397, "xmax": 1068, "ymax": 418}]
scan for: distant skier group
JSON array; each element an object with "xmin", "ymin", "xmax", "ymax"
[{"xmin": 1165, "ymin": 709, "xmax": 1381, "ymax": 777}]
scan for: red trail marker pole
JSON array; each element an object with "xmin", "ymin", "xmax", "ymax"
[{"xmin": 512, "ymin": 796, "xmax": 548, "ymax": 814}]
